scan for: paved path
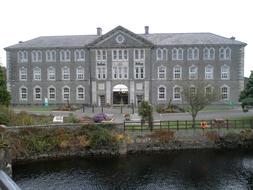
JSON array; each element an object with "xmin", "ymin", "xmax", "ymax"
[{"xmin": 15, "ymin": 106, "xmax": 253, "ymax": 123}]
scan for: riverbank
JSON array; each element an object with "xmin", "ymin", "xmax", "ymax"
[{"xmin": 1, "ymin": 124, "xmax": 253, "ymax": 165}]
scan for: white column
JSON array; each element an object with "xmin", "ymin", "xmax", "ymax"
[
  {"xmin": 106, "ymin": 81, "xmax": 111, "ymax": 104},
  {"xmin": 144, "ymin": 81, "xmax": 149, "ymax": 101},
  {"xmin": 92, "ymin": 81, "xmax": 97, "ymax": 104}
]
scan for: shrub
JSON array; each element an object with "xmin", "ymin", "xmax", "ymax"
[
  {"xmin": 93, "ymin": 113, "xmax": 107, "ymax": 123},
  {"xmin": 65, "ymin": 113, "xmax": 80, "ymax": 123},
  {"xmin": 14, "ymin": 111, "xmax": 35, "ymax": 126},
  {"xmin": 0, "ymin": 106, "xmax": 16, "ymax": 125},
  {"xmin": 89, "ymin": 125, "xmax": 114, "ymax": 148}
]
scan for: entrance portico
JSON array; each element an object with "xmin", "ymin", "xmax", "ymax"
[{"xmin": 113, "ymin": 84, "xmax": 128, "ymax": 104}]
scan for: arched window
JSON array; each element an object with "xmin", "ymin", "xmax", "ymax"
[
  {"xmin": 18, "ymin": 51, "xmax": 28, "ymax": 63},
  {"xmin": 156, "ymin": 48, "xmax": 163, "ymax": 60},
  {"xmin": 205, "ymin": 85, "xmax": 213, "ymax": 95},
  {"xmin": 60, "ymin": 49, "xmax": 71, "ymax": 62},
  {"xmin": 46, "ymin": 50, "xmax": 56, "ymax": 62},
  {"xmin": 33, "ymin": 86, "xmax": 42, "ymax": 100},
  {"xmin": 48, "ymin": 86, "xmax": 56, "ymax": 100},
  {"xmin": 187, "ymin": 48, "xmax": 193, "ymax": 60},
  {"xmin": 172, "ymin": 48, "xmax": 183, "ymax": 60},
  {"xmin": 189, "ymin": 65, "xmax": 198, "ymax": 79},
  {"xmin": 75, "ymin": 49, "xmax": 85, "ymax": 62},
  {"xmin": 173, "ymin": 86, "xmax": 182, "ymax": 100},
  {"xmin": 158, "ymin": 86, "xmax": 166, "ymax": 100},
  {"xmin": 219, "ymin": 47, "xmax": 225, "ymax": 60},
  {"xmin": 33, "ymin": 67, "xmax": 41, "ymax": 81},
  {"xmin": 47, "ymin": 67, "xmax": 55, "ymax": 81},
  {"xmin": 62, "ymin": 86, "xmax": 70, "ymax": 101},
  {"xmin": 205, "ymin": 65, "xmax": 213, "ymax": 79},
  {"xmin": 76, "ymin": 85, "xmax": 85, "ymax": 100},
  {"xmin": 221, "ymin": 65, "xmax": 230, "ymax": 80},
  {"xmin": 158, "ymin": 66, "xmax": 166, "ymax": 79},
  {"xmin": 225, "ymin": 47, "xmax": 231, "ymax": 59},
  {"xmin": 173, "ymin": 65, "xmax": 182, "ymax": 79},
  {"xmin": 209, "ymin": 48, "xmax": 215, "ymax": 60},
  {"xmin": 221, "ymin": 85, "xmax": 229, "ymax": 100},
  {"xmin": 19, "ymin": 67, "xmax": 27, "ymax": 81},
  {"xmin": 32, "ymin": 50, "xmax": 42, "ymax": 62},
  {"xmin": 19, "ymin": 86, "xmax": 28, "ymax": 101},
  {"xmin": 189, "ymin": 85, "xmax": 196, "ymax": 96},
  {"xmin": 76, "ymin": 67, "xmax": 84, "ymax": 80},
  {"xmin": 62, "ymin": 67, "xmax": 70, "ymax": 80},
  {"xmin": 193, "ymin": 48, "xmax": 199, "ymax": 60}
]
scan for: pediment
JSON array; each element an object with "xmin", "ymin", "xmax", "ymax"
[{"xmin": 87, "ymin": 26, "xmax": 153, "ymax": 48}]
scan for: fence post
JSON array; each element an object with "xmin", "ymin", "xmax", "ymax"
[
  {"xmin": 141, "ymin": 121, "xmax": 143, "ymax": 132},
  {"xmin": 92, "ymin": 104, "xmax": 94, "ymax": 113},
  {"xmin": 123, "ymin": 121, "xmax": 125, "ymax": 131},
  {"xmin": 177, "ymin": 120, "xmax": 179, "ymax": 130},
  {"xmin": 226, "ymin": 120, "xmax": 229, "ymax": 130},
  {"xmin": 82, "ymin": 104, "xmax": 85, "ymax": 113}
]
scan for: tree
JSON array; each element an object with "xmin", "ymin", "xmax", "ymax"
[
  {"xmin": 239, "ymin": 71, "xmax": 253, "ymax": 110},
  {"xmin": 138, "ymin": 101, "xmax": 153, "ymax": 130},
  {"xmin": 182, "ymin": 82, "xmax": 218, "ymax": 128},
  {"xmin": 0, "ymin": 66, "xmax": 10, "ymax": 106}
]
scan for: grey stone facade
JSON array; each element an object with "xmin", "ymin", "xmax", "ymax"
[{"xmin": 4, "ymin": 26, "xmax": 247, "ymax": 106}]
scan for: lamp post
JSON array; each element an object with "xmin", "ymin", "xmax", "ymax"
[{"xmin": 120, "ymin": 88, "xmax": 123, "ymax": 113}]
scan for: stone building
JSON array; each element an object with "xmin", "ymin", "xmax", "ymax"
[{"xmin": 4, "ymin": 26, "xmax": 246, "ymax": 106}]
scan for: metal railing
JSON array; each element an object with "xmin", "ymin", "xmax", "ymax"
[
  {"xmin": 0, "ymin": 171, "xmax": 21, "ymax": 190},
  {"xmin": 123, "ymin": 119, "xmax": 253, "ymax": 131}
]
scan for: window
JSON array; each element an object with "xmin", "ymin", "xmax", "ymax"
[
  {"xmin": 18, "ymin": 51, "xmax": 28, "ymax": 63},
  {"xmin": 134, "ymin": 49, "xmax": 145, "ymax": 60},
  {"xmin": 112, "ymin": 64, "xmax": 128, "ymax": 79},
  {"xmin": 158, "ymin": 86, "xmax": 166, "ymax": 100},
  {"xmin": 19, "ymin": 86, "xmax": 28, "ymax": 101},
  {"xmin": 172, "ymin": 48, "xmax": 183, "ymax": 60},
  {"xmin": 34, "ymin": 86, "xmax": 42, "ymax": 100},
  {"xmin": 47, "ymin": 67, "xmax": 55, "ymax": 81},
  {"xmin": 173, "ymin": 66, "xmax": 182, "ymax": 79},
  {"xmin": 112, "ymin": 49, "xmax": 128, "ymax": 61},
  {"xmin": 60, "ymin": 49, "xmax": 71, "ymax": 62},
  {"xmin": 158, "ymin": 66, "xmax": 166, "ymax": 79},
  {"xmin": 134, "ymin": 62, "xmax": 145, "ymax": 79},
  {"xmin": 33, "ymin": 67, "xmax": 41, "ymax": 81},
  {"xmin": 96, "ymin": 50, "xmax": 107, "ymax": 79},
  {"xmin": 173, "ymin": 86, "xmax": 181, "ymax": 100},
  {"xmin": 219, "ymin": 47, "xmax": 231, "ymax": 60},
  {"xmin": 205, "ymin": 65, "xmax": 213, "ymax": 79},
  {"xmin": 31, "ymin": 50, "xmax": 42, "ymax": 62},
  {"xmin": 189, "ymin": 86, "xmax": 196, "ymax": 96},
  {"xmin": 203, "ymin": 47, "xmax": 215, "ymax": 60},
  {"xmin": 156, "ymin": 48, "xmax": 167, "ymax": 61},
  {"xmin": 187, "ymin": 47, "xmax": 199, "ymax": 60},
  {"xmin": 62, "ymin": 86, "xmax": 70, "ymax": 101},
  {"xmin": 19, "ymin": 67, "xmax": 27, "ymax": 81},
  {"xmin": 221, "ymin": 85, "xmax": 229, "ymax": 100},
  {"xmin": 76, "ymin": 86, "xmax": 85, "ymax": 100},
  {"xmin": 221, "ymin": 65, "xmax": 230, "ymax": 80},
  {"xmin": 62, "ymin": 67, "xmax": 70, "ymax": 80},
  {"xmin": 189, "ymin": 65, "xmax": 198, "ymax": 79},
  {"xmin": 75, "ymin": 49, "xmax": 85, "ymax": 62},
  {"xmin": 96, "ymin": 50, "xmax": 107, "ymax": 61},
  {"xmin": 205, "ymin": 85, "xmax": 213, "ymax": 95},
  {"xmin": 48, "ymin": 86, "xmax": 56, "ymax": 100},
  {"xmin": 46, "ymin": 50, "xmax": 56, "ymax": 62},
  {"xmin": 76, "ymin": 67, "xmax": 84, "ymax": 80}
]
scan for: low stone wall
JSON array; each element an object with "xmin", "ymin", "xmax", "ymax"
[{"xmin": 3, "ymin": 124, "xmax": 253, "ymax": 164}]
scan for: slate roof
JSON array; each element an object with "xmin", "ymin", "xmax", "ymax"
[{"xmin": 5, "ymin": 29, "xmax": 246, "ymax": 50}]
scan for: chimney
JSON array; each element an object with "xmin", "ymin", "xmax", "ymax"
[
  {"xmin": 145, "ymin": 26, "xmax": 149, "ymax": 35},
  {"xmin": 230, "ymin": 36, "xmax": 236, "ymax": 40},
  {"xmin": 97, "ymin": 27, "xmax": 102, "ymax": 36},
  {"xmin": 19, "ymin": 41, "xmax": 23, "ymax": 43}
]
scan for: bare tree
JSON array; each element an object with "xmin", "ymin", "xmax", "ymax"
[{"xmin": 182, "ymin": 81, "xmax": 218, "ymax": 128}]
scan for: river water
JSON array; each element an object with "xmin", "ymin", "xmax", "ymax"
[{"xmin": 13, "ymin": 150, "xmax": 253, "ymax": 190}]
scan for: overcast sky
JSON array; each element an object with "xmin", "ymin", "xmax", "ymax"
[{"xmin": 0, "ymin": 0, "xmax": 252, "ymax": 77}]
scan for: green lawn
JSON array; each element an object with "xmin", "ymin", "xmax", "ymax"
[{"xmin": 11, "ymin": 105, "xmax": 59, "ymax": 112}]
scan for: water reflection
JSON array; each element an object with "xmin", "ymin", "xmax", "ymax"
[{"xmin": 13, "ymin": 150, "xmax": 253, "ymax": 190}]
